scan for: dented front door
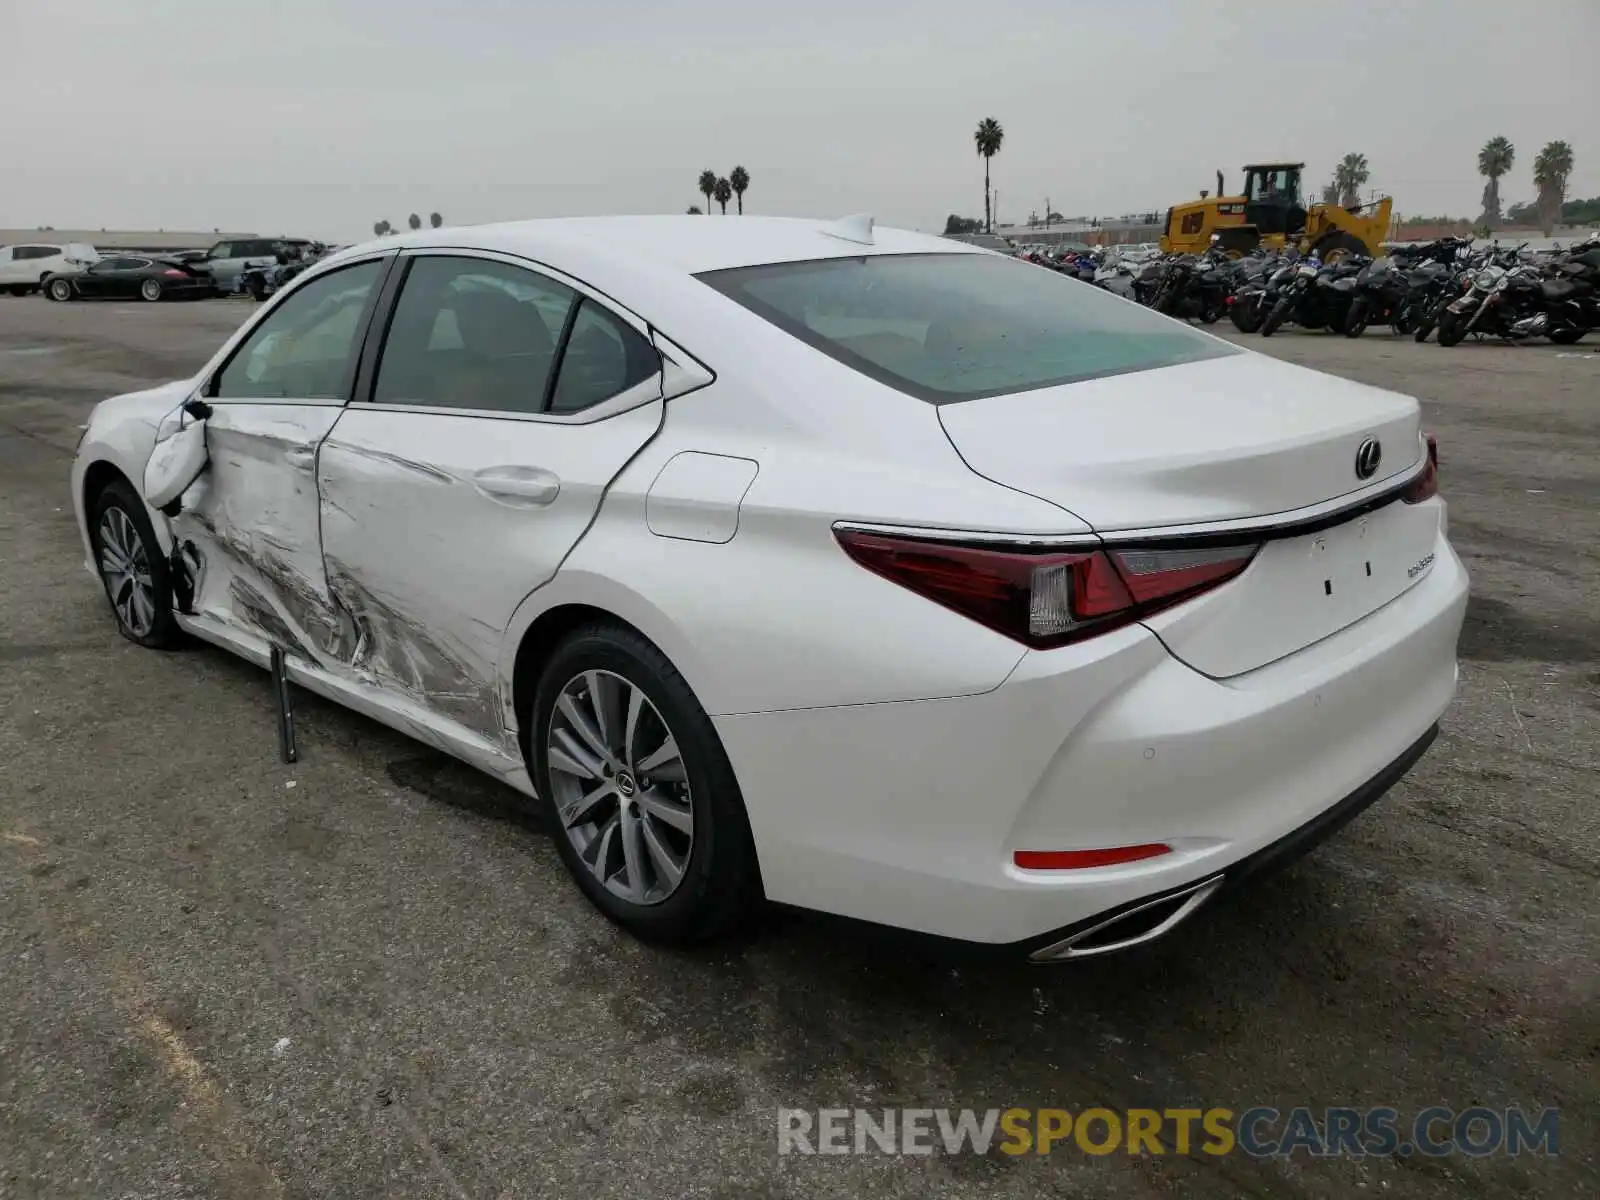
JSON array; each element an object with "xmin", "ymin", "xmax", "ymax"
[{"xmin": 172, "ymin": 257, "xmax": 390, "ymax": 662}]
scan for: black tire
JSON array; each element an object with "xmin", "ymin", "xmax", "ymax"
[
  {"xmin": 1436, "ymin": 310, "xmax": 1468, "ymax": 347},
  {"xmin": 529, "ymin": 621, "xmax": 761, "ymax": 944},
  {"xmin": 1343, "ymin": 296, "xmax": 1371, "ymax": 338},
  {"xmin": 1260, "ymin": 298, "xmax": 1291, "ymax": 337},
  {"xmin": 1310, "ymin": 230, "xmax": 1368, "ymax": 263},
  {"xmin": 88, "ymin": 476, "xmax": 183, "ymax": 649},
  {"xmin": 1413, "ymin": 309, "xmax": 1438, "ymax": 343},
  {"xmin": 46, "ymin": 277, "xmax": 74, "ymax": 302},
  {"xmin": 1197, "ymin": 302, "xmax": 1222, "ymax": 324},
  {"xmin": 140, "ymin": 279, "xmax": 162, "ymax": 302},
  {"xmin": 7, "ymin": 284, "xmax": 27, "ymax": 297},
  {"xmin": 1229, "ymin": 297, "xmax": 1266, "ymax": 334},
  {"xmin": 1549, "ymin": 328, "xmax": 1587, "ymax": 345},
  {"xmin": 247, "ymin": 275, "xmax": 268, "ymax": 302}
]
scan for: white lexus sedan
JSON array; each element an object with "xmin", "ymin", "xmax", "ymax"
[{"xmin": 70, "ymin": 215, "xmax": 1467, "ymax": 960}]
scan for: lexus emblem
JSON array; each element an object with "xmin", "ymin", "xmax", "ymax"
[{"xmin": 1355, "ymin": 437, "xmax": 1382, "ymax": 480}]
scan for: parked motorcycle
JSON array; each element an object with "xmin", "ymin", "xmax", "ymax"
[
  {"xmin": 1151, "ymin": 252, "xmax": 1231, "ymax": 323},
  {"xmin": 1260, "ymin": 255, "xmax": 1365, "ymax": 336},
  {"xmin": 1435, "ymin": 241, "xmax": 1596, "ymax": 346}
]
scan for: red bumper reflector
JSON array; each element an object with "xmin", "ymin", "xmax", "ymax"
[{"xmin": 1013, "ymin": 844, "xmax": 1173, "ymax": 870}]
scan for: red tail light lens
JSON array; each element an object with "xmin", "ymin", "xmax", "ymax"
[
  {"xmin": 163, "ymin": 268, "xmax": 186, "ymax": 277},
  {"xmin": 1014, "ymin": 844, "xmax": 1172, "ymax": 870},
  {"xmin": 1403, "ymin": 433, "xmax": 1438, "ymax": 503},
  {"xmin": 833, "ymin": 529, "xmax": 1258, "ymax": 648}
]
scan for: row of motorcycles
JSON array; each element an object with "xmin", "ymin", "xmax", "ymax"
[{"xmin": 1046, "ymin": 235, "xmax": 1600, "ymax": 346}]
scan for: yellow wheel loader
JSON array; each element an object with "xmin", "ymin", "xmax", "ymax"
[{"xmin": 1159, "ymin": 163, "xmax": 1392, "ymax": 261}]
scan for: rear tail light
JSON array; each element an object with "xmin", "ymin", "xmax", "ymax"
[
  {"xmin": 1403, "ymin": 433, "xmax": 1438, "ymax": 503},
  {"xmin": 833, "ymin": 529, "xmax": 1259, "ymax": 648},
  {"xmin": 163, "ymin": 268, "xmax": 186, "ymax": 277}
]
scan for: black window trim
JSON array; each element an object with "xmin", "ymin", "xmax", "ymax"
[
  {"xmin": 349, "ymin": 246, "xmax": 666, "ymax": 426},
  {"xmin": 201, "ymin": 252, "xmax": 400, "ymax": 405}
]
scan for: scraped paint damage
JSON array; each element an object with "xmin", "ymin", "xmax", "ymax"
[
  {"xmin": 163, "ymin": 410, "xmax": 513, "ymax": 753},
  {"xmin": 325, "ymin": 557, "xmax": 509, "ymax": 750}
]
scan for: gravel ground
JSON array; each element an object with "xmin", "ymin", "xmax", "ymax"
[{"xmin": 1, "ymin": 298, "xmax": 1595, "ymax": 1199}]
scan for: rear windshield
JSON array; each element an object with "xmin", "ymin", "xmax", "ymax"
[{"xmin": 698, "ymin": 252, "xmax": 1236, "ymax": 403}]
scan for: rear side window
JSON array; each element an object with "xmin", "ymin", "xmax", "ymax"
[
  {"xmin": 374, "ymin": 256, "xmax": 575, "ymax": 413},
  {"xmin": 16, "ymin": 245, "xmax": 62, "ymax": 260},
  {"xmin": 548, "ymin": 299, "xmax": 660, "ymax": 414},
  {"xmin": 699, "ymin": 252, "xmax": 1236, "ymax": 403},
  {"xmin": 372, "ymin": 256, "xmax": 659, "ymax": 416}
]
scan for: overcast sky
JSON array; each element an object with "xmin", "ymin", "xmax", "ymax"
[{"xmin": 3, "ymin": 0, "xmax": 1596, "ymax": 239}]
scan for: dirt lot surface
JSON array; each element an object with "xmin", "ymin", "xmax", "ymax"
[{"xmin": 1, "ymin": 298, "xmax": 1595, "ymax": 1199}]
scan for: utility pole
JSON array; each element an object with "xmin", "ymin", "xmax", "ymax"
[{"xmin": 1045, "ymin": 197, "xmax": 1050, "ymax": 230}]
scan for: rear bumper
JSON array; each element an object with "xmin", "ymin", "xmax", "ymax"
[
  {"xmin": 1023, "ymin": 723, "xmax": 1437, "ymax": 960},
  {"xmin": 716, "ymin": 530, "xmax": 1468, "ymax": 946}
]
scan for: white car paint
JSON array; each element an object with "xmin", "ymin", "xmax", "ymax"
[
  {"xmin": 0, "ymin": 241, "xmax": 99, "ymax": 292},
  {"xmin": 70, "ymin": 215, "xmax": 1467, "ymax": 954}
]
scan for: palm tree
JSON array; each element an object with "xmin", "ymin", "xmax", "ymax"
[
  {"xmin": 429, "ymin": 212, "xmax": 443, "ymax": 229},
  {"xmin": 373, "ymin": 220, "xmax": 392, "ymax": 237},
  {"xmin": 1478, "ymin": 136, "xmax": 1515, "ymax": 230},
  {"xmin": 1533, "ymin": 140, "xmax": 1575, "ymax": 235},
  {"xmin": 698, "ymin": 170, "xmax": 717, "ymax": 215},
  {"xmin": 729, "ymin": 165, "xmax": 750, "ymax": 214},
  {"xmin": 687, "ymin": 205, "xmax": 703, "ymax": 215},
  {"xmin": 713, "ymin": 176, "xmax": 733, "ymax": 214},
  {"xmin": 1334, "ymin": 153, "xmax": 1370, "ymax": 209},
  {"xmin": 408, "ymin": 213, "xmax": 422, "ymax": 231},
  {"xmin": 973, "ymin": 118, "xmax": 1004, "ymax": 232}
]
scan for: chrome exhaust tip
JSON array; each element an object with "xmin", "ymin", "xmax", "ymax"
[{"xmin": 1029, "ymin": 874, "xmax": 1225, "ymax": 963}]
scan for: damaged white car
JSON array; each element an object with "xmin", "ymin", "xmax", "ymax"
[{"xmin": 71, "ymin": 216, "xmax": 1467, "ymax": 958}]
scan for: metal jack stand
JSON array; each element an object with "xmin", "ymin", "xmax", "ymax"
[{"xmin": 270, "ymin": 646, "xmax": 299, "ymax": 764}]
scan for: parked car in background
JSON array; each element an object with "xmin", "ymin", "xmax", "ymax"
[
  {"xmin": 240, "ymin": 242, "xmax": 330, "ymax": 301},
  {"xmin": 45, "ymin": 255, "xmax": 214, "ymax": 302},
  {"xmin": 0, "ymin": 242, "xmax": 99, "ymax": 295},
  {"xmin": 200, "ymin": 237, "xmax": 315, "ymax": 294}
]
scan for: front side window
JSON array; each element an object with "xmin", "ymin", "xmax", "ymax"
[
  {"xmin": 699, "ymin": 252, "xmax": 1236, "ymax": 404},
  {"xmin": 214, "ymin": 260, "xmax": 383, "ymax": 400},
  {"xmin": 208, "ymin": 242, "xmax": 234, "ymax": 259}
]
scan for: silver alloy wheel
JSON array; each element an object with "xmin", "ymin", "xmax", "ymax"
[
  {"xmin": 49, "ymin": 278, "xmax": 72, "ymax": 301},
  {"xmin": 97, "ymin": 506, "xmax": 156, "ymax": 637},
  {"xmin": 140, "ymin": 279, "xmax": 161, "ymax": 301},
  {"xmin": 546, "ymin": 669, "xmax": 693, "ymax": 905}
]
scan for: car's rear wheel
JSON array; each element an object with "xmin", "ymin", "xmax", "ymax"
[
  {"xmin": 47, "ymin": 277, "xmax": 74, "ymax": 302},
  {"xmin": 89, "ymin": 477, "xmax": 182, "ymax": 649},
  {"xmin": 140, "ymin": 280, "xmax": 162, "ymax": 302},
  {"xmin": 530, "ymin": 622, "xmax": 760, "ymax": 944}
]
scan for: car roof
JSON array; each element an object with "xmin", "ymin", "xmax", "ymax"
[
  {"xmin": 333, "ymin": 215, "xmax": 983, "ymax": 275},
  {"xmin": 308, "ymin": 216, "xmax": 992, "ymax": 339}
]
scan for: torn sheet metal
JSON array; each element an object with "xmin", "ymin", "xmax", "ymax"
[{"xmin": 169, "ymin": 405, "xmax": 346, "ymax": 664}]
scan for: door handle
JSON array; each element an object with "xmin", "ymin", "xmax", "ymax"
[{"xmin": 472, "ymin": 466, "xmax": 561, "ymax": 507}]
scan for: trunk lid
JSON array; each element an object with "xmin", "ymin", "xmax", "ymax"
[
  {"xmin": 937, "ymin": 350, "xmax": 1436, "ymax": 676},
  {"xmin": 937, "ymin": 350, "xmax": 1422, "ymax": 531}
]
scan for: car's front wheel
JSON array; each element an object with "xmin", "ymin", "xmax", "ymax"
[
  {"xmin": 530, "ymin": 622, "xmax": 760, "ymax": 944},
  {"xmin": 89, "ymin": 477, "xmax": 182, "ymax": 649}
]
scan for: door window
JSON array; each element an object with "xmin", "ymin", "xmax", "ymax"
[
  {"xmin": 373, "ymin": 256, "xmax": 576, "ymax": 413},
  {"xmin": 208, "ymin": 242, "xmax": 234, "ymax": 259},
  {"xmin": 548, "ymin": 299, "xmax": 660, "ymax": 414},
  {"xmin": 214, "ymin": 260, "xmax": 383, "ymax": 401}
]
